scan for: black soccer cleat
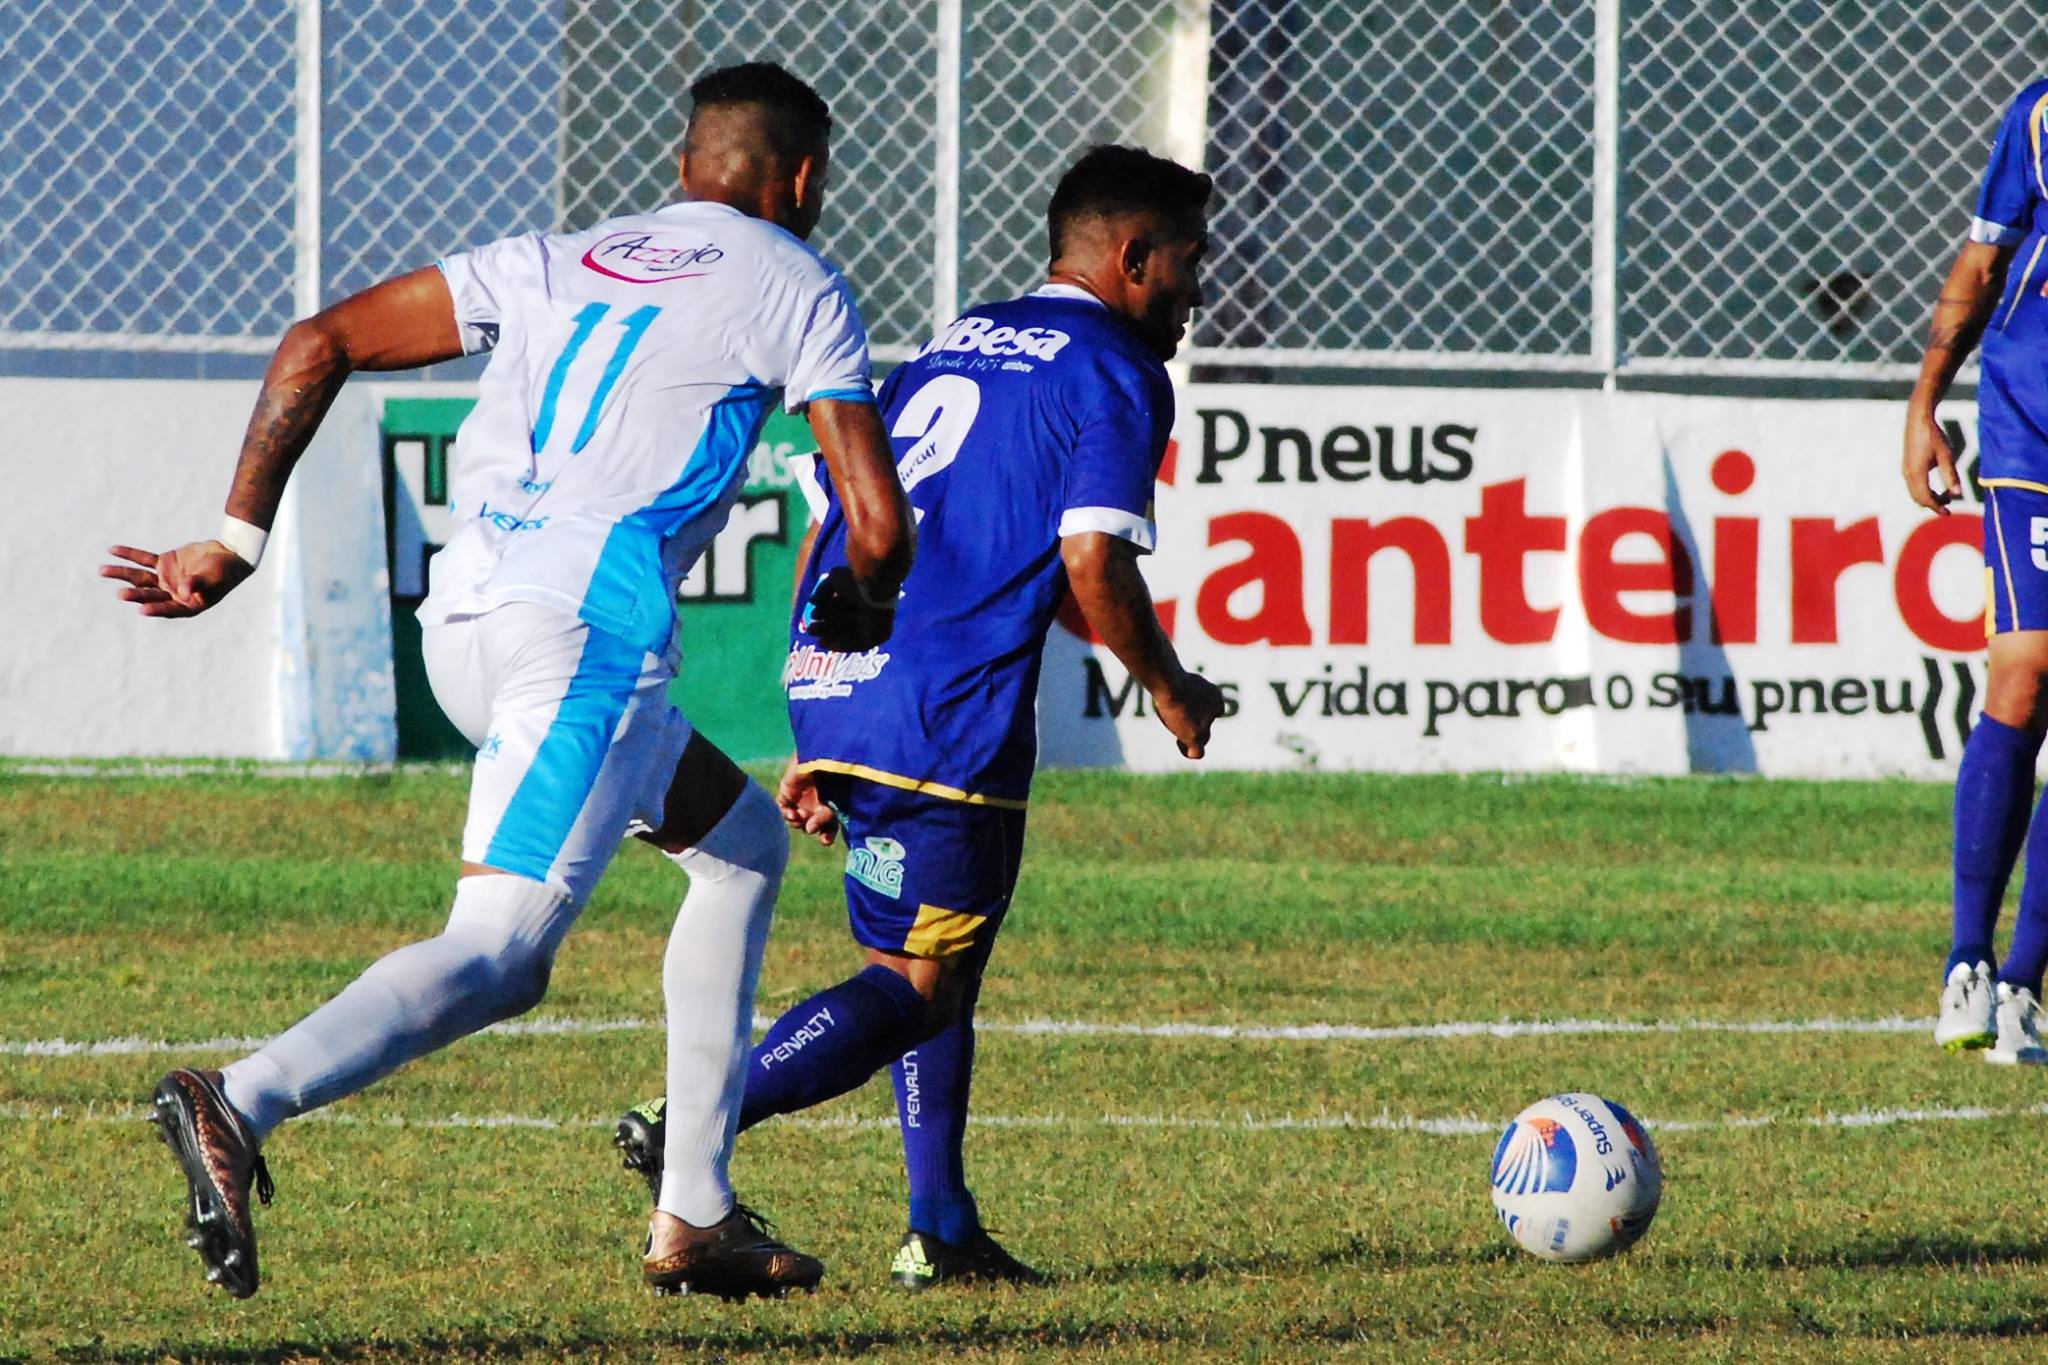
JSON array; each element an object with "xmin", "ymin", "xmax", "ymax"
[
  {"xmin": 149, "ymin": 1067, "xmax": 276, "ymax": 1299},
  {"xmin": 614, "ymin": 1097, "xmax": 666, "ymax": 1203},
  {"xmin": 890, "ymin": 1227, "xmax": 1047, "ymax": 1292}
]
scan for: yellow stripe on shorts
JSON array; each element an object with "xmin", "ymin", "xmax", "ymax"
[{"xmin": 903, "ymin": 903, "xmax": 989, "ymax": 960}]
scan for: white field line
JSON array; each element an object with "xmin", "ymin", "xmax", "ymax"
[
  {"xmin": 0, "ymin": 1012, "xmax": 1936, "ymax": 1059},
  {"xmin": 4, "ymin": 761, "xmax": 472, "ymax": 779},
  {"xmin": 4, "ymin": 1099, "xmax": 2046, "ymax": 1140}
]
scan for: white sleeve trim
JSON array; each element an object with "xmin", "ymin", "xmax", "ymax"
[
  {"xmin": 1059, "ymin": 506, "xmax": 1157, "ymax": 553},
  {"xmin": 435, "ymin": 255, "xmax": 500, "ymax": 355},
  {"xmin": 1971, "ymin": 216, "xmax": 2027, "ymax": 246},
  {"xmin": 789, "ymin": 451, "xmax": 829, "ymax": 522}
]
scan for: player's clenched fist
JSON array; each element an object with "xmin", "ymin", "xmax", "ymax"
[
  {"xmin": 775, "ymin": 757, "xmax": 841, "ymax": 846},
  {"xmin": 1151, "ymin": 668, "xmax": 1226, "ymax": 761},
  {"xmin": 99, "ymin": 541, "xmax": 254, "ymax": 618},
  {"xmin": 799, "ymin": 564, "xmax": 897, "ymax": 653}
]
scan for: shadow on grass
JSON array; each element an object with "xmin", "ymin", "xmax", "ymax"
[
  {"xmin": 1071, "ymin": 1233, "xmax": 1518, "ymax": 1285},
  {"xmin": 51, "ymin": 1318, "xmax": 1367, "ymax": 1365},
  {"xmin": 1695, "ymin": 1232, "xmax": 2048, "ymax": 1272}
]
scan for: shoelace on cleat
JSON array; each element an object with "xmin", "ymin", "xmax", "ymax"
[
  {"xmin": 251, "ymin": 1152, "xmax": 275, "ymax": 1207},
  {"xmin": 730, "ymin": 1202, "xmax": 778, "ymax": 1239}
]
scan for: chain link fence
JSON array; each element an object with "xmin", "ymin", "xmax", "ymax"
[{"xmin": 3, "ymin": 1, "xmax": 2045, "ymax": 378}]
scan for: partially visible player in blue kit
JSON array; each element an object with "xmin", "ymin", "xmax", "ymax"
[
  {"xmin": 1910, "ymin": 78, "xmax": 2048, "ymax": 1065},
  {"xmin": 614, "ymin": 146, "xmax": 1227, "ymax": 1285}
]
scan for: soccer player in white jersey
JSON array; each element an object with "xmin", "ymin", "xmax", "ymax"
[{"xmin": 99, "ymin": 63, "xmax": 912, "ymax": 1301}]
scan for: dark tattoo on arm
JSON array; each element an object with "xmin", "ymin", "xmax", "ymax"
[{"xmin": 223, "ymin": 336, "xmax": 352, "ymax": 526}]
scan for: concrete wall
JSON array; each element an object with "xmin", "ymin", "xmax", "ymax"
[{"xmin": 0, "ymin": 378, "xmax": 391, "ymax": 759}]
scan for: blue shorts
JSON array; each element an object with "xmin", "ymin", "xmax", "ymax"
[
  {"xmin": 811, "ymin": 771, "xmax": 1028, "ymax": 962},
  {"xmin": 1984, "ymin": 483, "xmax": 2048, "ymax": 635}
]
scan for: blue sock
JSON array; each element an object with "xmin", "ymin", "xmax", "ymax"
[
  {"xmin": 893, "ymin": 978, "xmax": 981, "ymax": 1243},
  {"xmin": 1952, "ymin": 716, "xmax": 2042, "ymax": 975},
  {"xmin": 2002, "ymin": 787, "xmax": 2048, "ymax": 997},
  {"xmin": 737, "ymin": 965, "xmax": 928, "ymax": 1130}
]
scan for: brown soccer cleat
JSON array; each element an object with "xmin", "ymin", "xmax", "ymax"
[
  {"xmin": 642, "ymin": 1203, "xmax": 824, "ymax": 1301},
  {"xmin": 149, "ymin": 1067, "xmax": 275, "ymax": 1299}
]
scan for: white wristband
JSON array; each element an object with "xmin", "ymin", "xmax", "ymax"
[{"xmin": 217, "ymin": 515, "xmax": 269, "ymax": 568}]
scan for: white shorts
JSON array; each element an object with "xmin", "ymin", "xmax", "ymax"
[{"xmin": 423, "ymin": 602, "xmax": 693, "ymax": 903}]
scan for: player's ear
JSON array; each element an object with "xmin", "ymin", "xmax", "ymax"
[
  {"xmin": 1119, "ymin": 234, "xmax": 1154, "ymax": 284},
  {"xmin": 674, "ymin": 150, "xmax": 689, "ymax": 193},
  {"xmin": 793, "ymin": 152, "xmax": 825, "ymax": 215}
]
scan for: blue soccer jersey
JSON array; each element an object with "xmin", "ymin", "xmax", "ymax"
[
  {"xmin": 1973, "ymin": 78, "xmax": 2048, "ymax": 489},
  {"xmin": 785, "ymin": 284, "xmax": 1173, "ymax": 807}
]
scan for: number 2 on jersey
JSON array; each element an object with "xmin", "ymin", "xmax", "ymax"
[
  {"xmin": 531, "ymin": 302, "xmax": 661, "ymax": 456},
  {"xmin": 892, "ymin": 373, "xmax": 981, "ymax": 495}
]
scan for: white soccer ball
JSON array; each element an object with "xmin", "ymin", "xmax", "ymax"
[{"xmin": 1489, "ymin": 1092, "xmax": 1661, "ymax": 1262}]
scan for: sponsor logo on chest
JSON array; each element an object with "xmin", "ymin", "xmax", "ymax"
[
  {"xmin": 580, "ymin": 232, "xmax": 725, "ymax": 284},
  {"xmin": 915, "ymin": 314, "xmax": 1071, "ymax": 362}
]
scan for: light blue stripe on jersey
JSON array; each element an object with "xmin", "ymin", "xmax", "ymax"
[
  {"xmin": 806, "ymin": 385, "xmax": 878, "ymax": 404},
  {"xmin": 482, "ymin": 624, "xmax": 646, "ymax": 885},
  {"xmin": 571, "ymin": 305, "xmax": 661, "ymax": 454},
  {"xmin": 531, "ymin": 302, "xmax": 609, "ymax": 453},
  {"xmin": 578, "ymin": 378, "xmax": 780, "ymax": 651}
]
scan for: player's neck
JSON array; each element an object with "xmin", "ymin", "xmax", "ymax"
[{"xmin": 1041, "ymin": 270, "xmax": 1109, "ymax": 308}]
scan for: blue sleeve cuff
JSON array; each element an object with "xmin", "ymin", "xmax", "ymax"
[{"xmin": 804, "ymin": 386, "xmax": 878, "ymax": 405}]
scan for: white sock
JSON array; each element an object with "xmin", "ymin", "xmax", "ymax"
[
  {"xmin": 221, "ymin": 875, "xmax": 576, "ymax": 1142},
  {"xmin": 655, "ymin": 781, "xmax": 787, "ymax": 1226}
]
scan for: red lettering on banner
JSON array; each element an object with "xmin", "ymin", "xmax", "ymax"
[
  {"xmin": 1329, "ymin": 517, "xmax": 1452, "ymax": 645},
  {"xmin": 1895, "ymin": 514, "xmax": 1984, "ymax": 652},
  {"xmin": 1790, "ymin": 517, "xmax": 1884, "ymax": 643},
  {"xmin": 1708, "ymin": 450, "xmax": 1759, "ymax": 643},
  {"xmin": 1464, "ymin": 479, "xmax": 1567, "ymax": 644},
  {"xmin": 1579, "ymin": 508, "xmax": 1692, "ymax": 644},
  {"xmin": 1711, "ymin": 449, "xmax": 1755, "ymax": 496},
  {"xmin": 1711, "ymin": 517, "xmax": 1759, "ymax": 644},
  {"xmin": 1196, "ymin": 512, "xmax": 1312, "ymax": 646}
]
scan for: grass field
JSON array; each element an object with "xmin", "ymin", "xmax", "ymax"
[{"xmin": 5, "ymin": 763, "xmax": 2047, "ymax": 1362}]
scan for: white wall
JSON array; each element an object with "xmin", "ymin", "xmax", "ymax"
[{"xmin": 0, "ymin": 378, "xmax": 391, "ymax": 759}]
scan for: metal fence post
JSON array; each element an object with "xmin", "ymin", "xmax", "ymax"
[
  {"xmin": 1592, "ymin": 0, "xmax": 1619, "ymax": 387},
  {"xmin": 293, "ymin": 0, "xmax": 323, "ymax": 320},
  {"xmin": 932, "ymin": 0, "xmax": 963, "ymax": 336}
]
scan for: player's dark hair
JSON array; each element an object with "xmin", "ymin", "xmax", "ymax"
[
  {"xmin": 1047, "ymin": 145, "xmax": 1212, "ymax": 261},
  {"xmin": 686, "ymin": 62, "xmax": 832, "ymax": 160}
]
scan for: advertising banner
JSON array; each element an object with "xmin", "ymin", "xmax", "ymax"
[
  {"xmin": 1041, "ymin": 387, "xmax": 1985, "ymax": 780},
  {"xmin": 381, "ymin": 386, "xmax": 1984, "ymax": 778}
]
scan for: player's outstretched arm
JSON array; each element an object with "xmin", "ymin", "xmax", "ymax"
[
  {"xmin": 1904, "ymin": 240, "xmax": 2014, "ymax": 515},
  {"xmin": 1062, "ymin": 530, "xmax": 1224, "ymax": 760},
  {"xmin": 100, "ymin": 267, "xmax": 465, "ymax": 617}
]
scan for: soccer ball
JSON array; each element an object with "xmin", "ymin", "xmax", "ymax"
[{"xmin": 1489, "ymin": 1093, "xmax": 1661, "ymax": 1262}]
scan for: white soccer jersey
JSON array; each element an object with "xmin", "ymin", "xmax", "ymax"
[{"xmin": 423, "ymin": 200, "xmax": 874, "ymax": 652}]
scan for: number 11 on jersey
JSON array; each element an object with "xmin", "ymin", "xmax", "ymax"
[{"xmin": 530, "ymin": 302, "xmax": 662, "ymax": 457}]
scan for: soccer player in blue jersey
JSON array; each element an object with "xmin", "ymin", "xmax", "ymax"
[
  {"xmin": 615, "ymin": 145, "xmax": 1226, "ymax": 1284},
  {"xmin": 1908, "ymin": 77, "xmax": 2048, "ymax": 1065}
]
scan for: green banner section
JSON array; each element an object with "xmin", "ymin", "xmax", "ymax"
[{"xmin": 380, "ymin": 397, "xmax": 812, "ymax": 763}]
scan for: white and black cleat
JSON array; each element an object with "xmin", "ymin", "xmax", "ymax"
[
  {"xmin": 1936, "ymin": 960, "xmax": 1997, "ymax": 1052},
  {"xmin": 614, "ymin": 1098, "xmax": 666, "ymax": 1204},
  {"xmin": 1987, "ymin": 982, "xmax": 2048, "ymax": 1066}
]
